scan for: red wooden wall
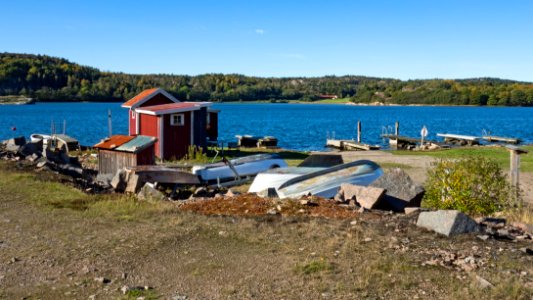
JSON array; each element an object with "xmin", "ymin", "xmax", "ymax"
[
  {"xmin": 139, "ymin": 114, "xmax": 160, "ymax": 156},
  {"xmin": 143, "ymin": 94, "xmax": 174, "ymax": 107},
  {"xmin": 207, "ymin": 112, "xmax": 218, "ymax": 141},
  {"xmin": 163, "ymin": 111, "xmax": 191, "ymax": 160}
]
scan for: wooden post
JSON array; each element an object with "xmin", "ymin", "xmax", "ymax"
[
  {"xmin": 506, "ymin": 145, "xmax": 529, "ymax": 204},
  {"xmin": 108, "ymin": 109, "xmax": 112, "ymax": 137},
  {"xmin": 357, "ymin": 121, "xmax": 361, "ymax": 143},
  {"xmin": 395, "ymin": 121, "xmax": 399, "ymax": 136}
]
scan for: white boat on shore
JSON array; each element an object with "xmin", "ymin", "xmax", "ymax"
[
  {"xmin": 30, "ymin": 134, "xmax": 51, "ymax": 143},
  {"xmin": 192, "ymin": 153, "xmax": 288, "ymax": 182},
  {"xmin": 249, "ymin": 160, "xmax": 383, "ymax": 199}
]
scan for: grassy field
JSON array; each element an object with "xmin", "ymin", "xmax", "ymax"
[
  {"xmin": 391, "ymin": 145, "xmax": 533, "ymax": 172},
  {"xmin": 1, "ymin": 161, "xmax": 533, "ymax": 299}
]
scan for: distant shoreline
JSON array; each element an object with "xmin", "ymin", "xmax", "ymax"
[
  {"xmin": 1, "ymin": 98, "xmax": 530, "ymax": 108},
  {"xmin": 0, "ymin": 96, "xmax": 35, "ymax": 105}
]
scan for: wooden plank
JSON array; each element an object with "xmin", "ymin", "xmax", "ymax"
[
  {"xmin": 129, "ymin": 165, "xmax": 200, "ymax": 184},
  {"xmin": 483, "ymin": 136, "xmax": 521, "ymax": 144},
  {"xmin": 436, "ymin": 133, "xmax": 480, "ymax": 141}
]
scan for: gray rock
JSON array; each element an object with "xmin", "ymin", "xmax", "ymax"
[
  {"xmin": 57, "ymin": 163, "xmax": 84, "ymax": 178},
  {"xmin": 94, "ymin": 277, "xmax": 110, "ymax": 284},
  {"xmin": 333, "ymin": 190, "xmax": 345, "ymax": 203},
  {"xmin": 193, "ymin": 186, "xmax": 208, "ymax": 197},
  {"xmin": 339, "ymin": 183, "xmax": 386, "ymax": 209},
  {"xmin": 125, "ymin": 173, "xmax": 143, "ymax": 193},
  {"xmin": 417, "ymin": 210, "xmax": 480, "ymax": 236},
  {"xmin": 520, "ymin": 247, "xmax": 533, "ymax": 255},
  {"xmin": 95, "ymin": 173, "xmax": 113, "ymax": 187},
  {"xmin": 111, "ymin": 169, "xmax": 128, "ymax": 192},
  {"xmin": 474, "ymin": 275, "xmax": 493, "ymax": 289},
  {"xmin": 137, "ymin": 183, "xmax": 167, "ymax": 202},
  {"xmin": 404, "ymin": 207, "xmax": 421, "ymax": 215},
  {"xmin": 36, "ymin": 160, "xmax": 48, "ymax": 168},
  {"xmin": 257, "ymin": 187, "xmax": 278, "ymax": 198},
  {"xmin": 267, "ymin": 208, "xmax": 278, "ymax": 215},
  {"xmin": 225, "ymin": 189, "xmax": 234, "ymax": 197},
  {"xmin": 26, "ymin": 153, "xmax": 40, "ymax": 162},
  {"xmin": 370, "ymin": 168, "xmax": 424, "ymax": 212}
]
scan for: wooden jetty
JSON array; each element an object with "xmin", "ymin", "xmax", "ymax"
[
  {"xmin": 326, "ymin": 121, "xmax": 380, "ymax": 151},
  {"xmin": 483, "ymin": 135, "xmax": 521, "ymax": 144},
  {"xmin": 437, "ymin": 133, "xmax": 481, "ymax": 146},
  {"xmin": 380, "ymin": 134, "xmax": 420, "ymax": 150},
  {"xmin": 326, "ymin": 139, "xmax": 380, "ymax": 151}
]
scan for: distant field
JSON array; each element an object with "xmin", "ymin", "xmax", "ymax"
[
  {"xmin": 392, "ymin": 145, "xmax": 533, "ymax": 172},
  {"xmin": 0, "ymin": 95, "xmax": 34, "ymax": 104}
]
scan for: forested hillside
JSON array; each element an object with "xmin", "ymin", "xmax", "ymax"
[{"xmin": 1, "ymin": 52, "xmax": 532, "ymax": 105}]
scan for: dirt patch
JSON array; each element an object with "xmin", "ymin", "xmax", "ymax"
[{"xmin": 179, "ymin": 194, "xmax": 364, "ymax": 219}]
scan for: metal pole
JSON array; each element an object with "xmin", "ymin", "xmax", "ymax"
[
  {"xmin": 395, "ymin": 121, "xmax": 399, "ymax": 136},
  {"xmin": 108, "ymin": 109, "xmax": 112, "ymax": 137}
]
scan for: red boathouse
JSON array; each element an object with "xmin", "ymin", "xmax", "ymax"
[{"xmin": 122, "ymin": 88, "xmax": 218, "ymax": 160}]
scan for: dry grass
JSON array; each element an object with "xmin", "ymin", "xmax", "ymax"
[{"xmin": 1, "ymin": 161, "xmax": 533, "ymax": 299}]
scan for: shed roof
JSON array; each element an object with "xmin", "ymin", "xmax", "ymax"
[
  {"xmin": 135, "ymin": 102, "xmax": 212, "ymax": 116},
  {"xmin": 93, "ymin": 135, "xmax": 134, "ymax": 150},
  {"xmin": 121, "ymin": 88, "xmax": 180, "ymax": 109},
  {"xmin": 93, "ymin": 135, "xmax": 157, "ymax": 153},
  {"xmin": 116, "ymin": 135, "xmax": 157, "ymax": 153}
]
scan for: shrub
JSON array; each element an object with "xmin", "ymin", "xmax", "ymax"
[
  {"xmin": 183, "ymin": 145, "xmax": 209, "ymax": 163},
  {"xmin": 423, "ymin": 157, "xmax": 516, "ymax": 215}
]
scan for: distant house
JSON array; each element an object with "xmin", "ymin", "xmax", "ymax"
[
  {"xmin": 121, "ymin": 88, "xmax": 218, "ymax": 160},
  {"xmin": 93, "ymin": 135, "xmax": 157, "ymax": 175},
  {"xmin": 319, "ymin": 94, "xmax": 339, "ymax": 99}
]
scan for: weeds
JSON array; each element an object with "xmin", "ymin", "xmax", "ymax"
[
  {"xmin": 295, "ymin": 259, "xmax": 334, "ymax": 275},
  {"xmin": 423, "ymin": 157, "xmax": 515, "ymax": 215}
]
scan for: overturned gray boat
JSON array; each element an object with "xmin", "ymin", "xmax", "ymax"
[{"xmin": 249, "ymin": 160, "xmax": 383, "ymax": 199}]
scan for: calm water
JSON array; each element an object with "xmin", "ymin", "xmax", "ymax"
[{"xmin": 1, "ymin": 102, "xmax": 532, "ymax": 151}]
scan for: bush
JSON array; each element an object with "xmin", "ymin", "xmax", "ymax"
[{"xmin": 423, "ymin": 157, "xmax": 516, "ymax": 215}]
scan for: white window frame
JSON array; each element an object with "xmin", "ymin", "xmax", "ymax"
[
  {"xmin": 131, "ymin": 110, "xmax": 136, "ymax": 119},
  {"xmin": 170, "ymin": 113, "xmax": 185, "ymax": 126}
]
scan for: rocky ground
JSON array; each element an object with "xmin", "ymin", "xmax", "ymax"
[{"xmin": 1, "ymin": 162, "xmax": 533, "ymax": 299}]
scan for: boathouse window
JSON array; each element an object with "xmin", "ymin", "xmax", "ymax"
[
  {"xmin": 131, "ymin": 110, "xmax": 136, "ymax": 119},
  {"xmin": 171, "ymin": 113, "xmax": 185, "ymax": 126}
]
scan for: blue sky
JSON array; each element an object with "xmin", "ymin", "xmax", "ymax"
[{"xmin": 2, "ymin": 0, "xmax": 533, "ymax": 81}]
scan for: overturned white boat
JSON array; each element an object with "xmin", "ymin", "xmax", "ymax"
[
  {"xmin": 192, "ymin": 153, "xmax": 288, "ymax": 182},
  {"xmin": 249, "ymin": 160, "xmax": 383, "ymax": 199},
  {"xmin": 30, "ymin": 133, "xmax": 52, "ymax": 143}
]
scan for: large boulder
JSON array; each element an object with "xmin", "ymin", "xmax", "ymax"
[
  {"xmin": 370, "ymin": 168, "xmax": 424, "ymax": 212},
  {"xmin": 137, "ymin": 183, "xmax": 167, "ymax": 202},
  {"xmin": 338, "ymin": 183, "xmax": 386, "ymax": 209},
  {"xmin": 417, "ymin": 210, "xmax": 480, "ymax": 236},
  {"xmin": 4, "ymin": 136, "xmax": 26, "ymax": 153}
]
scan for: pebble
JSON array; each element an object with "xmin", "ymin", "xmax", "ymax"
[{"xmin": 94, "ymin": 277, "xmax": 110, "ymax": 284}]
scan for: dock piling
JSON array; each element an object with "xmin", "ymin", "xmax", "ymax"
[
  {"xmin": 356, "ymin": 121, "xmax": 361, "ymax": 143},
  {"xmin": 506, "ymin": 145, "xmax": 529, "ymax": 204}
]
